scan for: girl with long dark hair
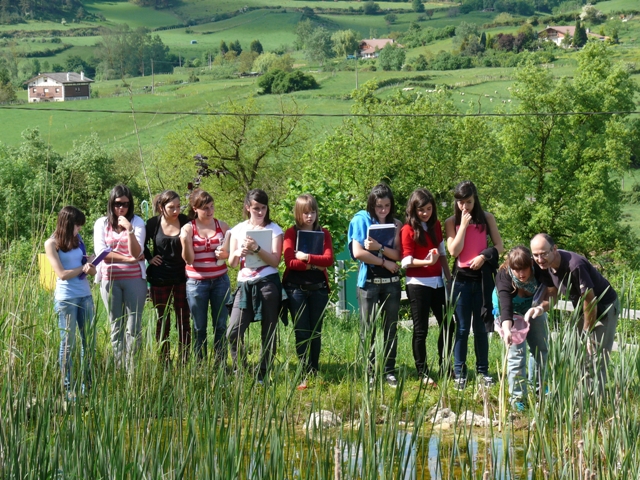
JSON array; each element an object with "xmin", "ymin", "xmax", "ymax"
[
  {"xmin": 401, "ymin": 188, "xmax": 452, "ymax": 386},
  {"xmin": 180, "ymin": 189, "xmax": 231, "ymax": 363},
  {"xmin": 227, "ymin": 189, "xmax": 283, "ymax": 382},
  {"xmin": 145, "ymin": 190, "xmax": 191, "ymax": 362},
  {"xmin": 45, "ymin": 206, "xmax": 96, "ymax": 398},
  {"xmin": 445, "ymin": 180, "xmax": 503, "ymax": 390},
  {"xmin": 283, "ymin": 194, "xmax": 334, "ymax": 389},
  {"xmin": 94, "ymin": 184, "xmax": 147, "ymax": 370},
  {"xmin": 348, "ymin": 183, "xmax": 402, "ymax": 388}
]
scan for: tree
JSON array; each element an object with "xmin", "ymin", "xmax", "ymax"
[
  {"xmin": 237, "ymin": 51, "xmax": 258, "ymax": 72},
  {"xmin": 229, "ymin": 39, "xmax": 242, "ymax": 55},
  {"xmin": 305, "ymin": 27, "xmax": 333, "ymax": 65},
  {"xmin": 301, "ymin": 80, "xmax": 500, "ymax": 216},
  {"xmin": 412, "ymin": 0, "xmax": 425, "ymax": 13},
  {"xmin": 573, "ymin": 19, "xmax": 587, "ymax": 48},
  {"xmin": 0, "ymin": 67, "xmax": 16, "ymax": 103},
  {"xmin": 249, "ymin": 39, "xmax": 263, "ymax": 55},
  {"xmin": 363, "ymin": 1, "xmax": 380, "ymax": 15},
  {"xmin": 331, "ymin": 29, "xmax": 360, "ymax": 58},
  {"xmin": 377, "ymin": 43, "xmax": 405, "ymax": 71},
  {"xmin": 413, "ymin": 54, "xmax": 429, "ymax": 71},
  {"xmin": 495, "ymin": 42, "xmax": 639, "ymax": 260},
  {"xmin": 580, "ymin": 4, "xmax": 604, "ymax": 24},
  {"xmin": 259, "ymin": 69, "xmax": 319, "ymax": 94},
  {"xmin": 159, "ymin": 99, "xmax": 308, "ymax": 213},
  {"xmin": 384, "ymin": 13, "xmax": 397, "ymax": 25},
  {"xmin": 426, "ymin": 9, "xmax": 434, "ymax": 19},
  {"xmin": 219, "ymin": 40, "xmax": 228, "ymax": 55},
  {"xmin": 295, "ymin": 19, "xmax": 314, "ymax": 50}
]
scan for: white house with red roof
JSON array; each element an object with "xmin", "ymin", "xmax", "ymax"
[
  {"xmin": 538, "ymin": 26, "xmax": 608, "ymax": 46},
  {"xmin": 25, "ymin": 72, "xmax": 93, "ymax": 103},
  {"xmin": 359, "ymin": 38, "xmax": 400, "ymax": 58}
]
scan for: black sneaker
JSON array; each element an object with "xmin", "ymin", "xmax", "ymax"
[
  {"xmin": 454, "ymin": 377, "xmax": 467, "ymax": 391},
  {"xmin": 385, "ymin": 374, "xmax": 398, "ymax": 388}
]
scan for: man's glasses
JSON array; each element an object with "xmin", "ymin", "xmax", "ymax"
[{"xmin": 532, "ymin": 250, "xmax": 552, "ymax": 259}]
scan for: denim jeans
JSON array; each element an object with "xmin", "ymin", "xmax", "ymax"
[
  {"xmin": 285, "ymin": 286, "xmax": 329, "ymax": 374},
  {"xmin": 186, "ymin": 275, "xmax": 231, "ymax": 362},
  {"xmin": 453, "ymin": 279, "xmax": 489, "ymax": 378},
  {"xmin": 406, "ymin": 284, "xmax": 452, "ymax": 377},
  {"xmin": 100, "ymin": 278, "xmax": 147, "ymax": 370},
  {"xmin": 358, "ymin": 280, "xmax": 401, "ymax": 376},
  {"xmin": 505, "ymin": 313, "xmax": 548, "ymax": 403},
  {"xmin": 55, "ymin": 295, "xmax": 95, "ymax": 392}
]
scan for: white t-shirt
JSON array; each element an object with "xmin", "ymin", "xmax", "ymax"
[{"xmin": 231, "ymin": 220, "xmax": 283, "ymax": 281}]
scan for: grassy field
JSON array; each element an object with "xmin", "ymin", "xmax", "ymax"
[
  {"xmin": 84, "ymin": 0, "xmax": 182, "ymax": 28},
  {"xmin": 162, "ymin": 10, "xmax": 303, "ymax": 57}
]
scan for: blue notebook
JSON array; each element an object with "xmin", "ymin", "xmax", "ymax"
[
  {"xmin": 367, "ymin": 224, "xmax": 396, "ymax": 249},
  {"xmin": 296, "ymin": 230, "xmax": 324, "ymax": 255}
]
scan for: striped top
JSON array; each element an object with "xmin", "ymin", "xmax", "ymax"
[
  {"xmin": 185, "ymin": 219, "xmax": 228, "ymax": 280},
  {"xmin": 102, "ymin": 224, "xmax": 142, "ymax": 281}
]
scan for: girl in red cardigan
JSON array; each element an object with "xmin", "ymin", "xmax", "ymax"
[
  {"xmin": 401, "ymin": 188, "xmax": 452, "ymax": 386},
  {"xmin": 283, "ymin": 194, "xmax": 334, "ymax": 389}
]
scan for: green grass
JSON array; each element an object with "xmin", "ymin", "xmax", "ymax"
[
  {"xmin": 2, "ymin": 260, "xmax": 640, "ymax": 477},
  {"xmin": 595, "ymin": 0, "xmax": 640, "ymax": 13},
  {"xmin": 84, "ymin": 0, "xmax": 182, "ymax": 28},
  {"xmin": 160, "ymin": 10, "xmax": 302, "ymax": 57}
]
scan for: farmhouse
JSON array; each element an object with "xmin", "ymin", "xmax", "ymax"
[
  {"xmin": 359, "ymin": 38, "xmax": 398, "ymax": 59},
  {"xmin": 538, "ymin": 26, "xmax": 608, "ymax": 46},
  {"xmin": 25, "ymin": 72, "xmax": 93, "ymax": 103}
]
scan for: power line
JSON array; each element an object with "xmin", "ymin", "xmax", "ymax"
[{"xmin": 0, "ymin": 105, "xmax": 639, "ymax": 118}]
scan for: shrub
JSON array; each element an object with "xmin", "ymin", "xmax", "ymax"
[{"xmin": 258, "ymin": 69, "xmax": 319, "ymax": 94}]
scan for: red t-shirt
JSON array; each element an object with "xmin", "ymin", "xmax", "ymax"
[{"xmin": 400, "ymin": 220, "xmax": 443, "ymax": 279}]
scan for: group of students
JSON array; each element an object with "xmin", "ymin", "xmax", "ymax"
[{"xmin": 46, "ymin": 180, "xmax": 619, "ymax": 408}]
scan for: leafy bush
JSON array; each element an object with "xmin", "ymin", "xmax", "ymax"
[{"xmin": 258, "ymin": 69, "xmax": 319, "ymax": 94}]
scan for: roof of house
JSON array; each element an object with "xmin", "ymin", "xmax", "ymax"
[
  {"xmin": 359, "ymin": 38, "xmax": 401, "ymax": 54},
  {"xmin": 538, "ymin": 26, "xmax": 608, "ymax": 40},
  {"xmin": 25, "ymin": 72, "xmax": 94, "ymax": 84}
]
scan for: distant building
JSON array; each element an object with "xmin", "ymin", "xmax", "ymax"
[
  {"xmin": 25, "ymin": 72, "xmax": 93, "ymax": 103},
  {"xmin": 359, "ymin": 38, "xmax": 400, "ymax": 59},
  {"xmin": 538, "ymin": 26, "xmax": 608, "ymax": 46}
]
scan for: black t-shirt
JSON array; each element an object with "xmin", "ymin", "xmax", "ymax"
[
  {"xmin": 538, "ymin": 250, "xmax": 617, "ymax": 313},
  {"xmin": 145, "ymin": 214, "xmax": 188, "ymax": 286}
]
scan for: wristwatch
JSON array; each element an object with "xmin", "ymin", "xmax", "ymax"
[
  {"xmin": 310, "ymin": 265, "xmax": 318, "ymax": 271},
  {"xmin": 253, "ymin": 245, "xmax": 261, "ymax": 254},
  {"xmin": 379, "ymin": 246, "xmax": 385, "ymax": 256}
]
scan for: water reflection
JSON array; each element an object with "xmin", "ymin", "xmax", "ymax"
[{"xmin": 336, "ymin": 431, "xmax": 530, "ymax": 479}]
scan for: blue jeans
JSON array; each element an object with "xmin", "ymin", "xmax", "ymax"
[
  {"xmin": 358, "ymin": 280, "xmax": 401, "ymax": 376},
  {"xmin": 186, "ymin": 275, "xmax": 231, "ymax": 362},
  {"xmin": 453, "ymin": 279, "xmax": 489, "ymax": 378},
  {"xmin": 285, "ymin": 286, "xmax": 329, "ymax": 374},
  {"xmin": 55, "ymin": 295, "xmax": 95, "ymax": 392},
  {"xmin": 505, "ymin": 313, "xmax": 548, "ymax": 403}
]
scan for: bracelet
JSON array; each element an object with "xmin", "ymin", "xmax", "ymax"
[
  {"xmin": 253, "ymin": 245, "xmax": 261, "ymax": 254},
  {"xmin": 128, "ymin": 228, "xmax": 134, "ymax": 234},
  {"xmin": 380, "ymin": 258, "xmax": 385, "ymax": 267}
]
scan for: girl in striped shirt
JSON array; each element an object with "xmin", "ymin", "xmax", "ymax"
[
  {"xmin": 180, "ymin": 189, "xmax": 231, "ymax": 363},
  {"xmin": 94, "ymin": 185, "xmax": 147, "ymax": 370}
]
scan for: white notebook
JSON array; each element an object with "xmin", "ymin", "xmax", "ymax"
[{"xmin": 244, "ymin": 229, "xmax": 272, "ymax": 268}]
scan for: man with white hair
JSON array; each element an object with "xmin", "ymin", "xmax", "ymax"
[{"xmin": 530, "ymin": 233, "xmax": 619, "ymax": 390}]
